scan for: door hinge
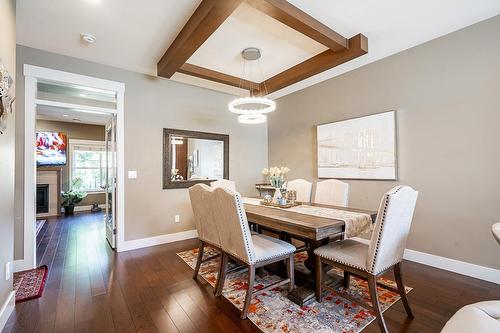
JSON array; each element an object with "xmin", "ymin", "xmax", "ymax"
[{"xmin": 113, "ymin": 228, "xmax": 117, "ymax": 235}]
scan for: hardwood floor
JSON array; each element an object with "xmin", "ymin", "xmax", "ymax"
[{"xmin": 4, "ymin": 212, "xmax": 500, "ymax": 333}]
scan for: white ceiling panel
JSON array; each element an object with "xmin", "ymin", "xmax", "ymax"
[
  {"xmin": 36, "ymin": 104, "xmax": 112, "ymax": 125},
  {"xmin": 17, "ymin": 0, "xmax": 202, "ymax": 75}
]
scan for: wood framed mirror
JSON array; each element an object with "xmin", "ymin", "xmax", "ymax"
[{"xmin": 163, "ymin": 128, "xmax": 229, "ymax": 189}]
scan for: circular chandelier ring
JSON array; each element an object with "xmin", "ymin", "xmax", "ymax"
[
  {"xmin": 238, "ymin": 113, "xmax": 267, "ymax": 124},
  {"xmin": 228, "ymin": 97, "xmax": 276, "ymax": 115}
]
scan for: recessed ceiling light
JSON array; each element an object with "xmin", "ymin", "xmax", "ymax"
[
  {"xmin": 73, "ymin": 118, "xmax": 82, "ymax": 122},
  {"xmin": 81, "ymin": 32, "xmax": 96, "ymax": 44},
  {"xmin": 79, "ymin": 93, "xmax": 87, "ymax": 97},
  {"xmin": 62, "ymin": 114, "xmax": 69, "ymax": 117}
]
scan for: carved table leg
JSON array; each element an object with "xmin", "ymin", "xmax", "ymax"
[
  {"xmin": 288, "ymin": 238, "xmax": 330, "ymax": 306},
  {"xmin": 304, "ymin": 239, "xmax": 329, "ymax": 275}
]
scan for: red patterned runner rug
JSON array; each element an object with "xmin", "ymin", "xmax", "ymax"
[{"xmin": 13, "ymin": 265, "xmax": 48, "ymax": 303}]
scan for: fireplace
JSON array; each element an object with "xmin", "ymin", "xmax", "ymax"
[{"xmin": 36, "ymin": 184, "xmax": 49, "ymax": 214}]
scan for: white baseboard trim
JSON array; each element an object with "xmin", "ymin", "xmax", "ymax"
[
  {"xmin": 404, "ymin": 248, "xmax": 500, "ymax": 285},
  {"xmin": 13, "ymin": 259, "xmax": 33, "ymax": 273},
  {"xmin": 74, "ymin": 204, "xmax": 106, "ymax": 212},
  {"xmin": 0, "ymin": 291, "xmax": 15, "ymax": 331},
  {"xmin": 60, "ymin": 204, "xmax": 107, "ymax": 213},
  {"xmin": 118, "ymin": 229, "xmax": 198, "ymax": 252}
]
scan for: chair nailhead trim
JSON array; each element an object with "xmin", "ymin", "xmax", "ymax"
[
  {"xmin": 317, "ymin": 253, "xmax": 365, "ymax": 270},
  {"xmin": 234, "ymin": 192, "xmax": 255, "ymax": 264}
]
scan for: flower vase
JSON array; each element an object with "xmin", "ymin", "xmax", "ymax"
[{"xmin": 273, "ymin": 187, "xmax": 282, "ymax": 203}]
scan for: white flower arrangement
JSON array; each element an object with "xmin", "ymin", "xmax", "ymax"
[{"xmin": 262, "ymin": 166, "xmax": 290, "ymax": 188}]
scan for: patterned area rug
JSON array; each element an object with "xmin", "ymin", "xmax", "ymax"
[
  {"xmin": 177, "ymin": 247, "xmax": 412, "ymax": 333},
  {"xmin": 13, "ymin": 265, "xmax": 48, "ymax": 303}
]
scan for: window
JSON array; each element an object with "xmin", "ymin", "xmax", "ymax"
[{"xmin": 70, "ymin": 140, "xmax": 106, "ymax": 192}]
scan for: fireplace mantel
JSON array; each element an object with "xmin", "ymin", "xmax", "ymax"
[{"xmin": 36, "ymin": 167, "xmax": 62, "ymax": 218}]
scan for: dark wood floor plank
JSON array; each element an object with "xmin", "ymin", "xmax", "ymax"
[{"xmin": 4, "ymin": 212, "xmax": 500, "ymax": 333}]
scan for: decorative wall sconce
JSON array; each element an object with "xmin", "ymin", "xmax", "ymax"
[{"xmin": 0, "ymin": 60, "xmax": 15, "ymax": 134}]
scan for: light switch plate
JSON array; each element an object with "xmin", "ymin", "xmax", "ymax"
[
  {"xmin": 128, "ymin": 170, "xmax": 137, "ymax": 179},
  {"xmin": 174, "ymin": 215, "xmax": 180, "ymax": 223}
]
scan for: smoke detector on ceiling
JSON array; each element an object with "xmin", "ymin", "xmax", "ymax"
[{"xmin": 80, "ymin": 33, "xmax": 96, "ymax": 44}]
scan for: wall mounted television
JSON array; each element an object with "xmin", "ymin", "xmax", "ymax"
[{"xmin": 35, "ymin": 131, "xmax": 68, "ymax": 167}]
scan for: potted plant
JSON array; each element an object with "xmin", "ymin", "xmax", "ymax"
[
  {"xmin": 61, "ymin": 178, "xmax": 87, "ymax": 215},
  {"xmin": 262, "ymin": 166, "xmax": 290, "ymax": 203}
]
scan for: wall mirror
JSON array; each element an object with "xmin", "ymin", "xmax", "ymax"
[{"xmin": 163, "ymin": 128, "xmax": 229, "ymax": 189}]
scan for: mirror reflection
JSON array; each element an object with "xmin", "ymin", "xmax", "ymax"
[{"xmin": 170, "ymin": 136, "xmax": 224, "ymax": 181}]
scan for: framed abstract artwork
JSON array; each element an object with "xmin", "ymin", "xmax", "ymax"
[{"xmin": 317, "ymin": 111, "xmax": 397, "ymax": 180}]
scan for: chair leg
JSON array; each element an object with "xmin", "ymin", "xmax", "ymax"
[
  {"xmin": 241, "ymin": 265, "xmax": 255, "ymax": 319},
  {"xmin": 193, "ymin": 240, "xmax": 204, "ymax": 279},
  {"xmin": 394, "ymin": 262, "xmax": 414, "ymax": 318},
  {"xmin": 343, "ymin": 271, "xmax": 350, "ymax": 289},
  {"xmin": 287, "ymin": 254, "xmax": 295, "ymax": 291},
  {"xmin": 215, "ymin": 252, "xmax": 228, "ymax": 296},
  {"xmin": 315, "ymin": 255, "xmax": 323, "ymax": 302},
  {"xmin": 367, "ymin": 274, "xmax": 388, "ymax": 333}
]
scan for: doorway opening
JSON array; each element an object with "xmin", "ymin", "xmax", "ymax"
[{"xmin": 17, "ymin": 65, "xmax": 125, "ymax": 272}]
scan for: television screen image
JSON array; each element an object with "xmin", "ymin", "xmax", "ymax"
[{"xmin": 35, "ymin": 132, "xmax": 67, "ymax": 166}]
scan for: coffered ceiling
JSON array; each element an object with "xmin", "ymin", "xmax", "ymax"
[
  {"xmin": 158, "ymin": 0, "xmax": 368, "ymax": 96},
  {"xmin": 17, "ymin": 0, "xmax": 500, "ymax": 98},
  {"xmin": 187, "ymin": 2, "xmax": 328, "ymax": 82}
]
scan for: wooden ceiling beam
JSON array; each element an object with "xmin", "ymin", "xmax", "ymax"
[
  {"xmin": 158, "ymin": 0, "xmax": 368, "ymax": 94},
  {"xmin": 157, "ymin": 0, "xmax": 243, "ymax": 78},
  {"xmin": 261, "ymin": 34, "xmax": 368, "ymax": 94},
  {"xmin": 178, "ymin": 63, "xmax": 261, "ymax": 94},
  {"xmin": 245, "ymin": 0, "xmax": 348, "ymax": 51}
]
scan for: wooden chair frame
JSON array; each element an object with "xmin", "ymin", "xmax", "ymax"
[
  {"xmin": 193, "ymin": 239, "xmax": 254, "ymax": 295},
  {"xmin": 216, "ymin": 251, "xmax": 295, "ymax": 319},
  {"xmin": 193, "ymin": 240, "xmax": 222, "ymax": 290},
  {"xmin": 315, "ymin": 257, "xmax": 413, "ymax": 333}
]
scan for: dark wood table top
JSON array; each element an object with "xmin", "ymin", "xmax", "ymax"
[{"xmin": 244, "ymin": 201, "xmax": 377, "ymax": 241}]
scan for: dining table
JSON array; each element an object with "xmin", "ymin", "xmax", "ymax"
[{"xmin": 242, "ymin": 197, "xmax": 377, "ymax": 305}]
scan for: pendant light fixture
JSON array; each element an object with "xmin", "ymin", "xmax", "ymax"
[{"xmin": 228, "ymin": 47, "xmax": 275, "ymax": 124}]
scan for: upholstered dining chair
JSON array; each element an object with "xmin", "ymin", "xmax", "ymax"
[
  {"xmin": 314, "ymin": 179, "xmax": 350, "ymax": 207},
  {"xmin": 210, "ymin": 179, "xmax": 236, "ymax": 191},
  {"xmin": 314, "ymin": 185, "xmax": 418, "ymax": 333},
  {"xmin": 492, "ymin": 222, "xmax": 500, "ymax": 245},
  {"xmin": 212, "ymin": 187, "xmax": 296, "ymax": 319},
  {"xmin": 188, "ymin": 184, "xmax": 222, "ymax": 289},
  {"xmin": 286, "ymin": 178, "xmax": 313, "ymax": 203}
]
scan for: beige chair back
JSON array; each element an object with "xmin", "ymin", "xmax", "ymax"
[
  {"xmin": 188, "ymin": 184, "xmax": 220, "ymax": 247},
  {"xmin": 212, "ymin": 187, "xmax": 256, "ymax": 264},
  {"xmin": 367, "ymin": 185, "xmax": 418, "ymax": 274},
  {"xmin": 492, "ymin": 223, "xmax": 500, "ymax": 246},
  {"xmin": 210, "ymin": 179, "xmax": 236, "ymax": 191},
  {"xmin": 286, "ymin": 179, "xmax": 312, "ymax": 203},
  {"xmin": 314, "ymin": 179, "xmax": 349, "ymax": 207}
]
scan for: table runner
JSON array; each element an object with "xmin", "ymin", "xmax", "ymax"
[{"xmin": 242, "ymin": 197, "xmax": 373, "ymax": 238}]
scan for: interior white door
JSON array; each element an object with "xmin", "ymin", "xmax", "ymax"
[{"xmin": 105, "ymin": 115, "xmax": 117, "ymax": 249}]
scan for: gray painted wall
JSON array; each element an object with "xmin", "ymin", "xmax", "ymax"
[
  {"xmin": 0, "ymin": 0, "xmax": 15, "ymax": 315},
  {"xmin": 268, "ymin": 15, "xmax": 500, "ymax": 269},
  {"xmin": 15, "ymin": 46, "xmax": 268, "ymax": 258}
]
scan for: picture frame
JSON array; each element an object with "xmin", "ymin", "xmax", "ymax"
[{"xmin": 316, "ymin": 110, "xmax": 397, "ymax": 180}]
